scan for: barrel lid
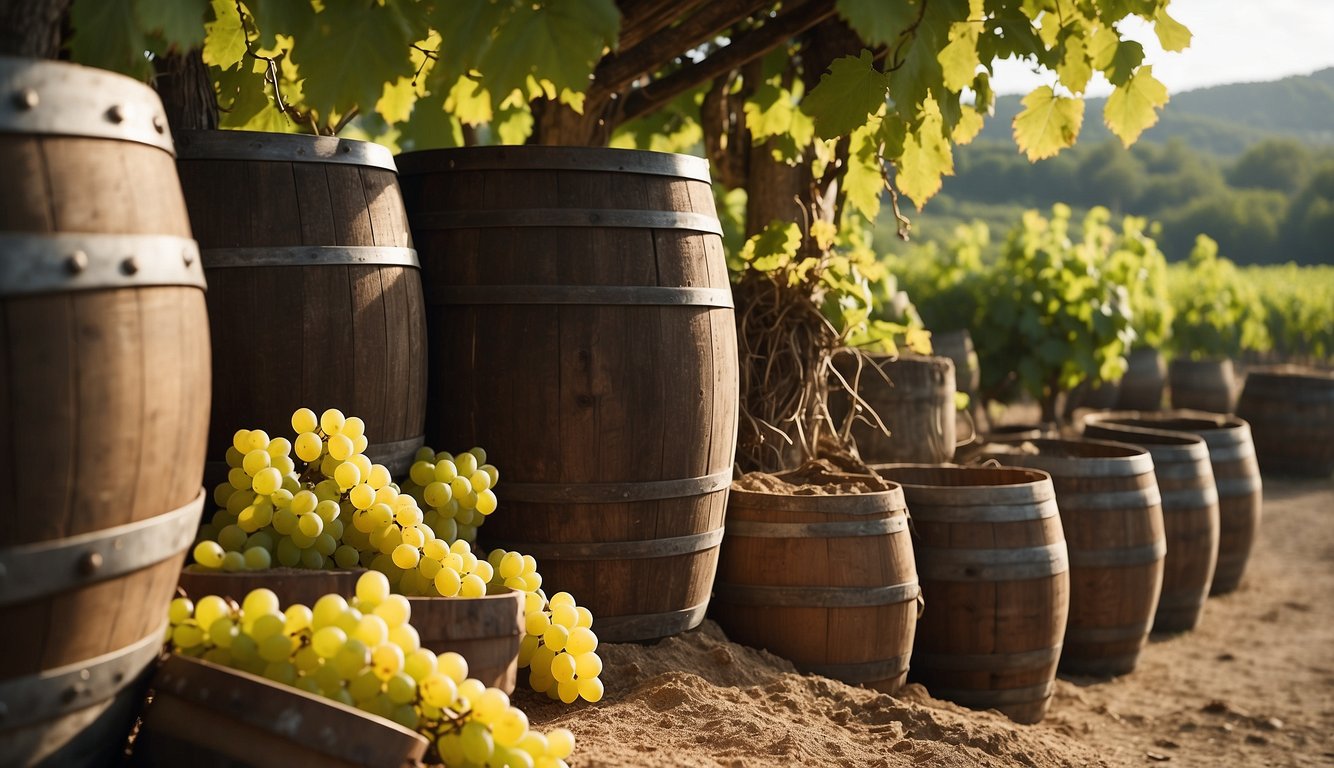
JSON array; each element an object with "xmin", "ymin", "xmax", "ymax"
[
  {"xmin": 175, "ymin": 128, "xmax": 398, "ymax": 171},
  {"xmin": 395, "ymin": 145, "xmax": 713, "ymax": 183},
  {"xmin": 0, "ymin": 55, "xmax": 174, "ymax": 153},
  {"xmin": 977, "ymin": 437, "xmax": 1155, "ymax": 479}
]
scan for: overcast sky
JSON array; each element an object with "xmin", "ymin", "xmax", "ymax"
[{"xmin": 988, "ymin": 0, "xmax": 1334, "ymax": 96}]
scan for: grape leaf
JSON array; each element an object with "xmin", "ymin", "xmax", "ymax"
[
  {"xmin": 1090, "ymin": 30, "xmax": 1143, "ymax": 86},
  {"xmin": 802, "ymin": 50, "xmax": 891, "ymax": 140},
  {"xmin": 292, "ymin": 2, "xmax": 418, "ymax": 120},
  {"xmin": 377, "ymin": 76, "xmax": 419, "ymax": 126},
  {"xmin": 1012, "ymin": 85, "xmax": 1084, "ymax": 161},
  {"xmin": 1056, "ymin": 35, "xmax": 1093, "ymax": 94},
  {"xmin": 741, "ymin": 221, "xmax": 803, "ymax": 272},
  {"xmin": 835, "ymin": 0, "xmax": 919, "ymax": 47},
  {"xmin": 396, "ymin": 89, "xmax": 465, "ymax": 152},
  {"xmin": 249, "ymin": 0, "xmax": 316, "ymax": 49},
  {"xmin": 745, "ymin": 82, "xmax": 798, "ymax": 141},
  {"xmin": 446, "ymin": 76, "xmax": 494, "ymax": 126},
  {"xmin": 495, "ymin": 104, "xmax": 535, "ymax": 145},
  {"xmin": 896, "ymin": 97, "xmax": 953, "ymax": 207},
  {"xmin": 1103, "ymin": 65, "xmax": 1168, "ymax": 146},
  {"xmin": 202, "ymin": 0, "xmax": 248, "ymax": 70},
  {"xmin": 887, "ymin": 0, "xmax": 958, "ymax": 116},
  {"xmin": 952, "ymin": 105, "xmax": 984, "ymax": 143},
  {"xmin": 134, "ymin": 0, "xmax": 209, "ymax": 51},
  {"xmin": 476, "ymin": 0, "xmax": 619, "ymax": 104},
  {"xmin": 843, "ymin": 121, "xmax": 885, "ymax": 221},
  {"xmin": 938, "ymin": 20, "xmax": 981, "ymax": 92},
  {"xmin": 69, "ymin": 0, "xmax": 150, "ymax": 78},
  {"xmin": 1152, "ymin": 7, "xmax": 1192, "ymax": 52}
]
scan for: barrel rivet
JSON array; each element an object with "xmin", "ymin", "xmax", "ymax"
[
  {"xmin": 121, "ymin": 256, "xmax": 140, "ymax": 275},
  {"xmin": 153, "ymin": 114, "xmax": 166, "ymax": 133},
  {"xmin": 183, "ymin": 249, "xmax": 194, "ymax": 266},
  {"xmin": 65, "ymin": 250, "xmax": 88, "ymax": 274},
  {"xmin": 106, "ymin": 104, "xmax": 126, "ymax": 124},
  {"xmin": 79, "ymin": 551, "xmax": 103, "ymax": 575},
  {"xmin": 13, "ymin": 88, "xmax": 38, "ymax": 110}
]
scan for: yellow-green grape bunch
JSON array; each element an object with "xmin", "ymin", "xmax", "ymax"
[
  {"xmin": 400, "ymin": 445, "xmax": 500, "ymax": 546},
  {"xmin": 165, "ymin": 574, "xmax": 576, "ymax": 767},
  {"xmin": 486, "ymin": 550, "xmax": 604, "ymax": 704}
]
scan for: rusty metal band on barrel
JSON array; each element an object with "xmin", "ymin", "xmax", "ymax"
[
  {"xmin": 916, "ymin": 541, "xmax": 1070, "ymax": 581},
  {"xmin": 1067, "ymin": 538, "xmax": 1167, "ymax": 568},
  {"xmin": 199, "ymin": 245, "xmax": 420, "ymax": 269},
  {"xmin": 0, "ymin": 489, "xmax": 205, "ymax": 606},
  {"xmin": 593, "ymin": 601, "xmax": 711, "ymax": 643},
  {"xmin": 409, "ymin": 207, "xmax": 724, "ymax": 235},
  {"xmin": 394, "ymin": 146, "xmax": 712, "ymax": 181},
  {"xmin": 174, "ymin": 129, "xmax": 397, "ymax": 170},
  {"xmin": 0, "ymin": 233, "xmax": 205, "ymax": 297}
]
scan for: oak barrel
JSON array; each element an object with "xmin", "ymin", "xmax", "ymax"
[
  {"xmin": 175, "ymin": 130, "xmax": 426, "ymax": 478},
  {"xmin": 408, "ymin": 592, "xmax": 524, "ymax": 693},
  {"xmin": 830, "ymin": 353, "xmax": 957, "ymax": 464},
  {"xmin": 177, "ymin": 568, "xmax": 361, "ymax": 607},
  {"xmin": 397, "ymin": 146, "xmax": 739, "ymax": 642},
  {"xmin": 1086, "ymin": 411, "xmax": 1261, "ymax": 594},
  {"xmin": 1117, "ymin": 347, "xmax": 1168, "ymax": 411},
  {"xmin": 1081, "ymin": 420, "xmax": 1219, "ymax": 632},
  {"xmin": 711, "ymin": 482, "xmax": 919, "ymax": 693},
  {"xmin": 129, "ymin": 655, "xmax": 427, "ymax": 768},
  {"xmin": 1169, "ymin": 358, "xmax": 1236, "ymax": 414},
  {"xmin": 977, "ymin": 439, "xmax": 1165, "ymax": 676},
  {"xmin": 871, "ymin": 465, "xmax": 1069, "ymax": 724},
  {"xmin": 1236, "ymin": 366, "xmax": 1334, "ymax": 477},
  {"xmin": 0, "ymin": 57, "xmax": 210, "ymax": 767}
]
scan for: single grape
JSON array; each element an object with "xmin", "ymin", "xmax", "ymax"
[
  {"xmin": 312, "ymin": 594, "xmax": 349, "ymax": 628},
  {"xmin": 373, "ymin": 594, "xmax": 411, "ymax": 628},
  {"xmin": 460, "ymin": 721, "xmax": 495, "ymax": 766},
  {"xmin": 437, "ymin": 651, "xmax": 469, "ymax": 683},
  {"xmin": 243, "ymin": 546, "xmax": 272, "ymax": 570},
  {"xmin": 300, "ymin": 548, "xmax": 325, "ymax": 570},
  {"xmin": 167, "ymin": 597, "xmax": 194, "ymax": 624},
  {"xmin": 221, "ymin": 551, "xmax": 246, "ymax": 572},
  {"xmin": 433, "ymin": 460, "xmax": 458, "ymax": 483},
  {"xmin": 566, "ymin": 627, "xmax": 598, "ymax": 656},
  {"xmin": 242, "ymin": 448, "xmax": 271, "ymax": 476},
  {"xmin": 333, "ymin": 637, "xmax": 371, "ymax": 679},
  {"xmin": 193, "ymin": 540, "xmax": 226, "ymax": 568},
  {"xmin": 577, "ymin": 676, "xmax": 604, "ymax": 703},
  {"xmin": 388, "ymin": 624, "xmax": 420, "ymax": 654},
  {"xmin": 574, "ymin": 651, "xmax": 602, "ymax": 679},
  {"xmin": 251, "ymin": 467, "xmax": 282, "ymax": 495},
  {"xmin": 297, "ymin": 512, "xmax": 324, "ymax": 538},
  {"xmin": 434, "ymin": 567, "xmax": 462, "ymax": 597},
  {"xmin": 403, "ymin": 647, "xmax": 437, "ymax": 681},
  {"xmin": 232, "ymin": 429, "xmax": 252, "ymax": 454},
  {"xmin": 333, "ymin": 461, "xmax": 361, "ymax": 490},
  {"xmin": 349, "ymin": 669, "xmax": 382, "ymax": 702},
  {"xmin": 275, "ymin": 537, "xmax": 301, "ymax": 567},
  {"xmin": 327, "ymin": 433, "xmax": 355, "ymax": 461},
  {"xmin": 492, "ymin": 707, "xmax": 530, "ymax": 748},
  {"xmin": 353, "ymin": 614, "xmax": 389, "ymax": 647},
  {"xmin": 550, "ymin": 652, "xmax": 576, "ymax": 683},
  {"xmin": 172, "ymin": 622, "xmax": 205, "ymax": 649},
  {"xmin": 460, "ymin": 573, "xmax": 487, "ymax": 598},
  {"xmin": 454, "ymin": 451, "xmax": 479, "ymax": 477},
  {"xmin": 320, "ymin": 408, "xmax": 346, "ymax": 435},
  {"xmin": 371, "ymin": 642, "xmax": 404, "ymax": 680},
  {"xmin": 291, "ymin": 407, "xmax": 318, "ymax": 434}
]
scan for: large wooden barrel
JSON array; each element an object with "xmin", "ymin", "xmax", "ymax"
[
  {"xmin": 1118, "ymin": 347, "xmax": 1167, "ymax": 411},
  {"xmin": 1236, "ymin": 366, "xmax": 1334, "ymax": 477},
  {"xmin": 977, "ymin": 439, "xmax": 1165, "ymax": 676},
  {"xmin": 711, "ymin": 483, "xmax": 919, "ymax": 693},
  {"xmin": 0, "ymin": 57, "xmax": 210, "ymax": 767},
  {"xmin": 830, "ymin": 354, "xmax": 957, "ymax": 464},
  {"xmin": 1081, "ymin": 420, "xmax": 1219, "ymax": 632},
  {"xmin": 1169, "ymin": 358, "xmax": 1236, "ymax": 414},
  {"xmin": 129, "ymin": 655, "xmax": 427, "ymax": 768},
  {"xmin": 871, "ymin": 465, "xmax": 1068, "ymax": 724},
  {"xmin": 409, "ymin": 593, "xmax": 524, "ymax": 694},
  {"xmin": 397, "ymin": 146, "xmax": 738, "ymax": 642},
  {"xmin": 175, "ymin": 130, "xmax": 426, "ymax": 478},
  {"xmin": 1085, "ymin": 411, "xmax": 1261, "ymax": 595}
]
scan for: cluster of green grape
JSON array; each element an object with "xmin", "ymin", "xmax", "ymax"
[
  {"xmin": 166, "ymin": 573, "xmax": 578, "ymax": 767},
  {"xmin": 400, "ymin": 447, "xmax": 501, "ymax": 546}
]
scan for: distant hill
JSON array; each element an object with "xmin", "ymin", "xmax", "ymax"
[{"xmin": 976, "ymin": 68, "xmax": 1334, "ymax": 155}]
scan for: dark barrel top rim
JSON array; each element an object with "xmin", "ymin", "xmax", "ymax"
[
  {"xmin": 395, "ymin": 145, "xmax": 712, "ymax": 182},
  {"xmin": 175, "ymin": 129, "xmax": 397, "ymax": 171}
]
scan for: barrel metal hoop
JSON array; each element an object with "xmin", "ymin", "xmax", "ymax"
[
  {"xmin": 0, "ymin": 56, "xmax": 174, "ymax": 152},
  {"xmin": 917, "ymin": 541, "xmax": 1069, "ymax": 582},
  {"xmin": 0, "ymin": 622, "xmax": 164, "ymax": 730},
  {"xmin": 175, "ymin": 129, "xmax": 396, "ymax": 170},
  {"xmin": 802, "ymin": 654, "xmax": 910, "ymax": 684},
  {"xmin": 0, "ymin": 234, "xmax": 205, "ymax": 297},
  {"xmin": 1055, "ymin": 487, "xmax": 1162, "ymax": 512},
  {"xmin": 1067, "ymin": 539, "xmax": 1166, "ymax": 568},
  {"xmin": 486, "ymin": 527, "xmax": 724, "ymax": 561},
  {"xmin": 713, "ymin": 580, "xmax": 920, "ymax": 608},
  {"xmin": 498, "ymin": 467, "xmax": 732, "ymax": 504},
  {"xmin": 0, "ymin": 490, "xmax": 205, "ymax": 606},
  {"xmin": 1152, "ymin": 459, "xmax": 1214, "ymax": 480},
  {"xmin": 908, "ymin": 497, "xmax": 1061, "ymax": 524},
  {"xmin": 429, "ymin": 284, "xmax": 734, "ymax": 309},
  {"xmin": 395, "ymin": 147, "xmax": 713, "ymax": 181},
  {"xmin": 1005, "ymin": 451, "xmax": 1155, "ymax": 479},
  {"xmin": 728, "ymin": 486, "xmax": 906, "ymax": 516},
  {"xmin": 1156, "ymin": 590, "xmax": 1209, "ymax": 611},
  {"xmin": 915, "ymin": 645, "xmax": 1062, "ymax": 672},
  {"xmin": 201, "ymin": 245, "xmax": 419, "ymax": 269},
  {"xmin": 724, "ymin": 515, "xmax": 908, "ymax": 539},
  {"xmin": 1214, "ymin": 474, "xmax": 1262, "ymax": 497},
  {"xmin": 1158, "ymin": 486, "xmax": 1220, "ymax": 509},
  {"xmin": 1064, "ymin": 622, "xmax": 1153, "ymax": 644},
  {"xmin": 365, "ymin": 435, "xmax": 427, "ymax": 478},
  {"xmin": 1204, "ymin": 442, "xmax": 1256, "ymax": 463},
  {"xmin": 410, "ymin": 208, "xmax": 724, "ymax": 236},
  {"xmin": 592, "ymin": 600, "xmax": 710, "ymax": 643},
  {"xmin": 929, "ymin": 680, "xmax": 1055, "ymax": 708}
]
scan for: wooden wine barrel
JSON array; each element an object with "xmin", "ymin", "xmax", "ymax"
[
  {"xmin": 830, "ymin": 353, "xmax": 957, "ymax": 464},
  {"xmin": 0, "ymin": 56, "xmax": 211, "ymax": 767},
  {"xmin": 1086, "ymin": 411, "xmax": 1261, "ymax": 595},
  {"xmin": 933, "ymin": 330, "xmax": 980, "ymax": 399},
  {"xmin": 1169, "ymin": 358, "xmax": 1236, "ymax": 414},
  {"xmin": 711, "ymin": 483, "xmax": 919, "ymax": 693},
  {"xmin": 871, "ymin": 465, "xmax": 1068, "ymax": 724},
  {"xmin": 398, "ymin": 146, "xmax": 739, "ymax": 642},
  {"xmin": 177, "ymin": 568, "xmax": 362, "ymax": 607},
  {"xmin": 1118, "ymin": 348, "xmax": 1167, "ymax": 411},
  {"xmin": 1081, "ymin": 420, "xmax": 1219, "ymax": 632},
  {"xmin": 129, "ymin": 655, "xmax": 427, "ymax": 768},
  {"xmin": 175, "ymin": 130, "xmax": 426, "ymax": 479},
  {"xmin": 977, "ymin": 439, "xmax": 1165, "ymax": 676},
  {"xmin": 1062, "ymin": 378, "xmax": 1121, "ymax": 420},
  {"xmin": 1236, "ymin": 366, "xmax": 1334, "ymax": 477},
  {"xmin": 408, "ymin": 592, "xmax": 525, "ymax": 694}
]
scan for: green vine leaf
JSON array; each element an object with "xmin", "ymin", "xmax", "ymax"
[
  {"xmin": 802, "ymin": 50, "xmax": 891, "ymax": 140},
  {"xmin": 202, "ymin": 0, "xmax": 247, "ymax": 71},
  {"xmin": 69, "ymin": 0, "xmax": 150, "ymax": 78},
  {"xmin": 292, "ymin": 2, "xmax": 418, "ymax": 120},
  {"xmin": 1012, "ymin": 85, "xmax": 1085, "ymax": 161},
  {"xmin": 1103, "ymin": 65, "xmax": 1168, "ymax": 146},
  {"xmin": 134, "ymin": 0, "xmax": 210, "ymax": 52}
]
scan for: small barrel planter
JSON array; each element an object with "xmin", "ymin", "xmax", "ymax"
[
  {"xmin": 977, "ymin": 439, "xmax": 1165, "ymax": 676},
  {"xmin": 932, "ymin": 330, "xmax": 980, "ymax": 399},
  {"xmin": 830, "ymin": 353, "xmax": 957, "ymax": 464},
  {"xmin": 1169, "ymin": 358, "xmax": 1237, "ymax": 414},
  {"xmin": 711, "ymin": 483, "xmax": 919, "ymax": 694},
  {"xmin": 129, "ymin": 655, "xmax": 428, "ymax": 768},
  {"xmin": 1081, "ymin": 420, "xmax": 1219, "ymax": 632},
  {"xmin": 1085, "ymin": 411, "xmax": 1261, "ymax": 595},
  {"xmin": 408, "ymin": 592, "xmax": 524, "ymax": 693},
  {"xmin": 871, "ymin": 465, "xmax": 1069, "ymax": 724},
  {"xmin": 175, "ymin": 130, "xmax": 427, "ymax": 479},
  {"xmin": 1117, "ymin": 348, "xmax": 1168, "ymax": 411},
  {"xmin": 398, "ymin": 146, "xmax": 738, "ymax": 642},
  {"xmin": 1236, "ymin": 366, "xmax": 1334, "ymax": 477},
  {"xmin": 177, "ymin": 568, "xmax": 362, "ymax": 607},
  {"xmin": 0, "ymin": 56, "xmax": 210, "ymax": 767}
]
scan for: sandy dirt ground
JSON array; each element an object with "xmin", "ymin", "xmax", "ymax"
[{"xmin": 518, "ymin": 475, "xmax": 1334, "ymax": 767}]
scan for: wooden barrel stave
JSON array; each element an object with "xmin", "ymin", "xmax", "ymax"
[{"xmin": 831, "ymin": 354, "xmax": 957, "ymax": 464}]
